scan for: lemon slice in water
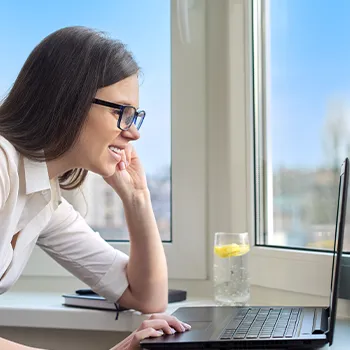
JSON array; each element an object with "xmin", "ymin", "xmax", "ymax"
[{"xmin": 214, "ymin": 243, "xmax": 250, "ymax": 258}]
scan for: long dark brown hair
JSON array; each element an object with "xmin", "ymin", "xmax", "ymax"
[{"xmin": 0, "ymin": 26, "xmax": 139, "ymax": 190}]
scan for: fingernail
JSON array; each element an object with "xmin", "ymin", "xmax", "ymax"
[
  {"xmin": 119, "ymin": 162, "xmax": 126, "ymax": 170},
  {"xmin": 156, "ymin": 331, "xmax": 163, "ymax": 336},
  {"xmin": 180, "ymin": 324, "xmax": 186, "ymax": 332},
  {"xmin": 183, "ymin": 323, "xmax": 191, "ymax": 330},
  {"xmin": 170, "ymin": 327, "xmax": 176, "ymax": 334}
]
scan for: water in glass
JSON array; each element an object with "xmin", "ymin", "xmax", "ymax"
[{"xmin": 213, "ymin": 232, "xmax": 250, "ymax": 306}]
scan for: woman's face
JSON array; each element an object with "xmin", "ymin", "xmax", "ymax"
[{"xmin": 73, "ymin": 74, "xmax": 141, "ymax": 177}]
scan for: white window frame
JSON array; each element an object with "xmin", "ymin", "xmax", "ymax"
[
  {"xmin": 248, "ymin": 0, "xmax": 347, "ymax": 298},
  {"xmin": 22, "ymin": 0, "xmax": 208, "ymax": 281},
  {"xmin": 180, "ymin": 0, "xmax": 348, "ymax": 299}
]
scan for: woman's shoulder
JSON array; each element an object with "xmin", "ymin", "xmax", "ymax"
[
  {"xmin": 0, "ymin": 136, "xmax": 20, "ymax": 208},
  {"xmin": 0, "ymin": 135, "xmax": 21, "ymax": 166}
]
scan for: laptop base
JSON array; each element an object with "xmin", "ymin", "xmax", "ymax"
[{"xmin": 140, "ymin": 306, "xmax": 328, "ymax": 349}]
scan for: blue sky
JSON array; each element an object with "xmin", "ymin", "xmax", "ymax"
[
  {"xmin": 0, "ymin": 0, "xmax": 170, "ymax": 175},
  {"xmin": 1, "ymin": 0, "xmax": 349, "ymax": 172},
  {"xmin": 270, "ymin": 0, "xmax": 350, "ymax": 169}
]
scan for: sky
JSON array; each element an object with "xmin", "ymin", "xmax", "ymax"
[
  {"xmin": 270, "ymin": 0, "xmax": 350, "ymax": 169},
  {"xmin": 0, "ymin": 0, "xmax": 170, "ymax": 176},
  {"xmin": 1, "ymin": 0, "xmax": 350, "ymax": 173}
]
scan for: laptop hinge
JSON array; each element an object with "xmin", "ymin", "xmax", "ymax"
[{"xmin": 312, "ymin": 307, "xmax": 329, "ymax": 335}]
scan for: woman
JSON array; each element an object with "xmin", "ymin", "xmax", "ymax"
[{"xmin": 0, "ymin": 26, "xmax": 190, "ymax": 350}]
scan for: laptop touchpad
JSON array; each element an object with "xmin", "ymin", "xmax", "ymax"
[{"xmin": 189, "ymin": 321, "xmax": 212, "ymax": 331}]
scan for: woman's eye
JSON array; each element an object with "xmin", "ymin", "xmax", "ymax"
[{"xmin": 112, "ymin": 109, "xmax": 121, "ymax": 118}]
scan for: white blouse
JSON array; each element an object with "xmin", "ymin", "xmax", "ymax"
[{"xmin": 0, "ymin": 135, "xmax": 129, "ymax": 302}]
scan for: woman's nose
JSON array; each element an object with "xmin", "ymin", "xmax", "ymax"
[{"xmin": 121, "ymin": 124, "xmax": 140, "ymax": 141}]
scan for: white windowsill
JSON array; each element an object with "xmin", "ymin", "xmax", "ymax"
[
  {"xmin": 0, "ymin": 292, "xmax": 215, "ymax": 332},
  {"xmin": 1, "ymin": 291, "xmax": 349, "ymax": 333},
  {"xmin": 0, "ymin": 292, "xmax": 349, "ymax": 350}
]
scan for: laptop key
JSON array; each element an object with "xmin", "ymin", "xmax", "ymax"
[
  {"xmin": 249, "ymin": 330, "xmax": 261, "ymax": 335},
  {"xmin": 246, "ymin": 334, "xmax": 258, "ymax": 339},
  {"xmin": 300, "ymin": 310, "xmax": 315, "ymax": 335},
  {"xmin": 221, "ymin": 334, "xmax": 233, "ymax": 338},
  {"xmin": 220, "ymin": 335, "xmax": 232, "ymax": 340},
  {"xmin": 234, "ymin": 334, "xmax": 246, "ymax": 339}
]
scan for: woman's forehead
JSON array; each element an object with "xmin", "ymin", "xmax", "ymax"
[{"xmin": 96, "ymin": 75, "xmax": 139, "ymax": 107}]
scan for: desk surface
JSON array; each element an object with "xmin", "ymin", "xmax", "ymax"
[{"xmin": 0, "ymin": 292, "xmax": 349, "ymax": 348}]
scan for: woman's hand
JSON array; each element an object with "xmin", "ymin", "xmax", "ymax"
[
  {"xmin": 109, "ymin": 313, "xmax": 191, "ymax": 350},
  {"xmin": 103, "ymin": 143, "xmax": 148, "ymax": 201}
]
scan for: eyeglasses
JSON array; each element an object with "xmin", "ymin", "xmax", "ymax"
[{"xmin": 92, "ymin": 98, "xmax": 146, "ymax": 131}]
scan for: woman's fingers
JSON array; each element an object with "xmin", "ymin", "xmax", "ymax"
[
  {"xmin": 129, "ymin": 327, "xmax": 163, "ymax": 349},
  {"xmin": 140, "ymin": 313, "xmax": 191, "ymax": 334},
  {"xmin": 109, "ymin": 314, "xmax": 191, "ymax": 350},
  {"xmin": 110, "ymin": 314, "xmax": 192, "ymax": 350},
  {"xmin": 118, "ymin": 149, "xmax": 127, "ymax": 171},
  {"xmin": 124, "ymin": 143, "xmax": 133, "ymax": 166},
  {"xmin": 150, "ymin": 313, "xmax": 191, "ymax": 332},
  {"xmin": 117, "ymin": 144, "xmax": 132, "ymax": 171},
  {"xmin": 138, "ymin": 319, "xmax": 177, "ymax": 335}
]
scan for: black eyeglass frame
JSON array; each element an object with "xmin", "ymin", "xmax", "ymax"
[{"xmin": 92, "ymin": 98, "xmax": 146, "ymax": 131}]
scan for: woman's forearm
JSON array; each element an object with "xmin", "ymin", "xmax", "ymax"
[
  {"xmin": 0, "ymin": 337, "xmax": 45, "ymax": 350},
  {"xmin": 121, "ymin": 189, "xmax": 168, "ymax": 313}
]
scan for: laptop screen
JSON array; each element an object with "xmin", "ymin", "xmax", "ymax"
[{"xmin": 328, "ymin": 158, "xmax": 348, "ymax": 345}]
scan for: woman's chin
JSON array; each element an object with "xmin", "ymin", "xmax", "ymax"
[
  {"xmin": 90, "ymin": 164, "xmax": 117, "ymax": 178},
  {"xmin": 103, "ymin": 166, "xmax": 117, "ymax": 178}
]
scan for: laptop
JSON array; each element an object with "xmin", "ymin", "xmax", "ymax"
[{"xmin": 141, "ymin": 158, "xmax": 349, "ymax": 349}]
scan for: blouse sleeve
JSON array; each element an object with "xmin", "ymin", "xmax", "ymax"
[{"xmin": 36, "ymin": 198, "xmax": 130, "ymax": 302}]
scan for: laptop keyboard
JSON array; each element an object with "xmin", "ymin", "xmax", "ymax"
[{"xmin": 220, "ymin": 307, "xmax": 301, "ymax": 340}]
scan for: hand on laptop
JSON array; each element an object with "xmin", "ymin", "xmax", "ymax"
[{"xmin": 109, "ymin": 313, "xmax": 191, "ymax": 350}]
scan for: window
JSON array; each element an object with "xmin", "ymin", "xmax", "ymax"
[
  {"xmin": 253, "ymin": 0, "xmax": 350, "ymax": 253},
  {"xmin": 251, "ymin": 0, "xmax": 350, "ymax": 296},
  {"xmin": 0, "ymin": 0, "xmax": 172, "ymax": 242},
  {"xmin": 2, "ymin": 0, "xmax": 208, "ymax": 280}
]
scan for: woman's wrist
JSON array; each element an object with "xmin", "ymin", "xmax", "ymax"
[{"xmin": 120, "ymin": 188, "xmax": 151, "ymax": 207}]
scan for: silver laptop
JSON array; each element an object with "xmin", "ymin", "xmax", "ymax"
[{"xmin": 141, "ymin": 158, "xmax": 349, "ymax": 349}]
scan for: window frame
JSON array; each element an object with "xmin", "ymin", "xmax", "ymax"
[
  {"xmin": 248, "ymin": 0, "xmax": 350, "ymax": 298},
  {"xmin": 22, "ymin": 0, "xmax": 208, "ymax": 281}
]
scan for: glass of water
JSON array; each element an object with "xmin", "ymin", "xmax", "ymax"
[{"xmin": 213, "ymin": 232, "xmax": 250, "ymax": 306}]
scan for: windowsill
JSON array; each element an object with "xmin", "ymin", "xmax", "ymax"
[
  {"xmin": 0, "ymin": 292, "xmax": 215, "ymax": 332},
  {"xmin": 0, "ymin": 291, "xmax": 349, "ymax": 334},
  {"xmin": 0, "ymin": 292, "xmax": 349, "ymax": 349}
]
